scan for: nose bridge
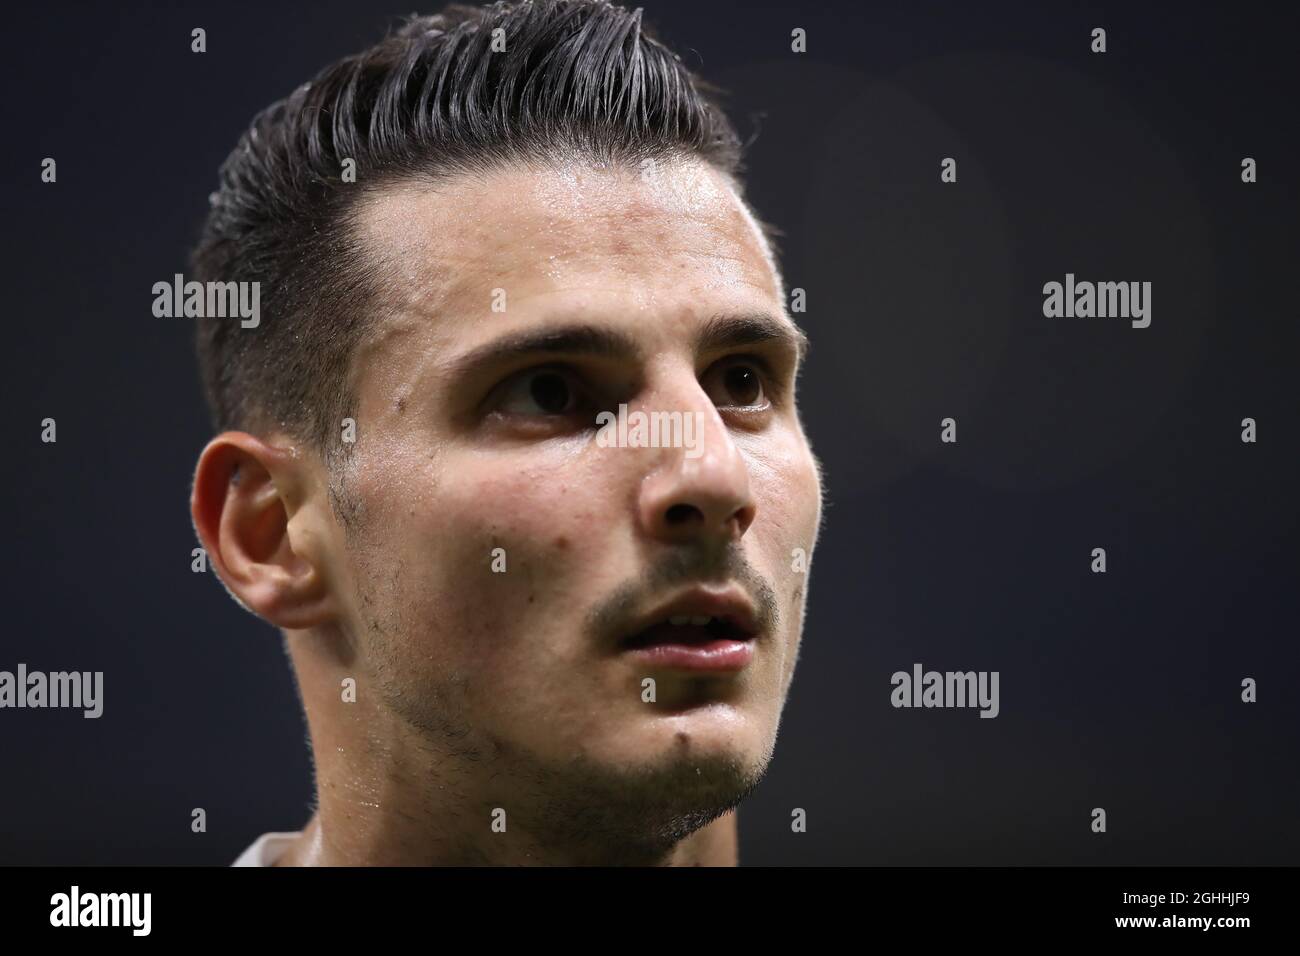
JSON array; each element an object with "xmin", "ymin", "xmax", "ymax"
[
  {"xmin": 634, "ymin": 361, "xmax": 756, "ymax": 544},
  {"xmin": 643, "ymin": 359, "xmax": 732, "ymax": 467}
]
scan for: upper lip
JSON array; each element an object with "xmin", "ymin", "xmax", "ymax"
[{"xmin": 617, "ymin": 585, "xmax": 761, "ymax": 648}]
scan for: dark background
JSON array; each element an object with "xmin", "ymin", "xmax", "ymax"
[{"xmin": 2, "ymin": 1, "xmax": 1296, "ymax": 865}]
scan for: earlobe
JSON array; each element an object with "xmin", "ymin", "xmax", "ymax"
[{"xmin": 190, "ymin": 432, "xmax": 338, "ymax": 629}]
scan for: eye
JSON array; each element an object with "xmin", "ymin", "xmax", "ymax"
[
  {"xmin": 703, "ymin": 358, "xmax": 768, "ymax": 409},
  {"xmin": 495, "ymin": 367, "xmax": 585, "ymax": 417}
]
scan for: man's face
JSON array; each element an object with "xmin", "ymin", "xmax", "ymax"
[{"xmin": 317, "ymin": 157, "xmax": 822, "ymax": 835}]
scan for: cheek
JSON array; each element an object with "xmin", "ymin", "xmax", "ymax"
[
  {"xmin": 746, "ymin": 435, "xmax": 820, "ymax": 677},
  {"xmin": 436, "ymin": 452, "xmax": 616, "ymax": 567},
  {"xmin": 367, "ymin": 448, "xmax": 621, "ymax": 661},
  {"xmin": 747, "ymin": 432, "xmax": 823, "ymax": 561}
]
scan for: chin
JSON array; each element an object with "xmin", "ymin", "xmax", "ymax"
[
  {"xmin": 602, "ymin": 704, "xmax": 777, "ymax": 778},
  {"xmin": 499, "ymin": 715, "xmax": 774, "ymax": 852}
]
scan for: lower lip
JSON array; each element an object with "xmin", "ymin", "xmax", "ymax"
[{"xmin": 623, "ymin": 639, "xmax": 755, "ymax": 672}]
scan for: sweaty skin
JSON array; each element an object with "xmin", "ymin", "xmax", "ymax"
[{"xmin": 192, "ymin": 156, "xmax": 824, "ymax": 865}]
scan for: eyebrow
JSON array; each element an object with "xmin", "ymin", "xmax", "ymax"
[
  {"xmin": 696, "ymin": 312, "xmax": 809, "ymax": 363},
  {"xmin": 445, "ymin": 311, "xmax": 808, "ymax": 379},
  {"xmin": 445, "ymin": 324, "xmax": 638, "ymax": 379}
]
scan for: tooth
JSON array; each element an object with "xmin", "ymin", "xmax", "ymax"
[
  {"xmin": 690, "ymin": 616, "xmax": 711, "ymax": 626},
  {"xmin": 669, "ymin": 616, "xmax": 691, "ymax": 626}
]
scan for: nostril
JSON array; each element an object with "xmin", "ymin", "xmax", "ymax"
[{"xmin": 664, "ymin": 504, "xmax": 699, "ymax": 525}]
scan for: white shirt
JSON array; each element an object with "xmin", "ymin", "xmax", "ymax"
[{"xmin": 232, "ymin": 831, "xmax": 301, "ymax": 867}]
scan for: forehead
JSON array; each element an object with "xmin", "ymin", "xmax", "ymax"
[
  {"xmin": 341, "ymin": 158, "xmax": 795, "ymax": 426},
  {"xmin": 351, "ymin": 158, "xmax": 785, "ymax": 357}
]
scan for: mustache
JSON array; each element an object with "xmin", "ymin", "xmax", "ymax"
[{"xmin": 586, "ymin": 545, "xmax": 780, "ymax": 641}]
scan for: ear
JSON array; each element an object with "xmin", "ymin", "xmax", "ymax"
[{"xmin": 190, "ymin": 431, "xmax": 339, "ymax": 629}]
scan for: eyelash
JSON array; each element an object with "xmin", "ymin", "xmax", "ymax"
[{"xmin": 489, "ymin": 355, "xmax": 782, "ymax": 421}]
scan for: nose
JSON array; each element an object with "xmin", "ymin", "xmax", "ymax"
[{"xmin": 636, "ymin": 376, "xmax": 757, "ymax": 547}]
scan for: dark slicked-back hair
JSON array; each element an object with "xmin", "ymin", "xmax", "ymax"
[{"xmin": 191, "ymin": 0, "xmax": 750, "ymax": 469}]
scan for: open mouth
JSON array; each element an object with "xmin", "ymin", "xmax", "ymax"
[
  {"xmin": 621, "ymin": 615, "xmax": 753, "ymax": 650},
  {"xmin": 618, "ymin": 612, "xmax": 758, "ymax": 672}
]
